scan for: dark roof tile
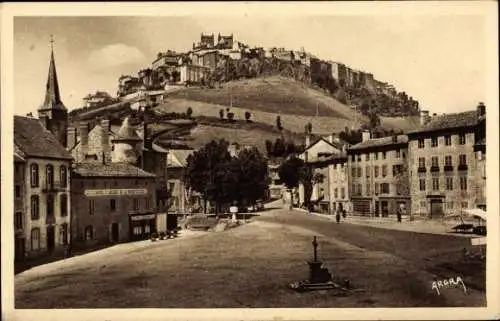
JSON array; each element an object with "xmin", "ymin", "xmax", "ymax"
[
  {"xmin": 349, "ymin": 135, "xmax": 408, "ymax": 151},
  {"xmin": 409, "ymin": 110, "xmax": 478, "ymax": 134},
  {"xmin": 72, "ymin": 162, "xmax": 156, "ymax": 178},
  {"xmin": 14, "ymin": 116, "xmax": 72, "ymax": 160}
]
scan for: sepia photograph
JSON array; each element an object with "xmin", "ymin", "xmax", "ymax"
[{"xmin": 1, "ymin": 2, "xmax": 499, "ymax": 320}]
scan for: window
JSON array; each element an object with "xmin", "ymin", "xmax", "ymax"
[
  {"xmin": 460, "ymin": 176, "xmax": 467, "ymax": 190},
  {"xmin": 15, "ymin": 212, "xmax": 23, "ymax": 230},
  {"xmin": 432, "ymin": 177, "xmax": 439, "ymax": 191},
  {"xmin": 88, "ymin": 199, "xmax": 95, "ymax": 215},
  {"xmin": 145, "ymin": 197, "xmax": 150, "ymax": 209},
  {"xmin": 461, "ymin": 202, "xmax": 468, "ymax": 209},
  {"xmin": 85, "ymin": 225, "xmax": 94, "ymax": 241},
  {"xmin": 133, "ymin": 198, "xmax": 139, "ymax": 211},
  {"xmin": 380, "ymin": 183, "xmax": 390, "ymax": 194},
  {"xmin": 31, "ymin": 195, "xmax": 39, "ymax": 220},
  {"xmin": 382, "ymin": 165, "xmax": 387, "ymax": 177},
  {"xmin": 419, "ymin": 178, "xmax": 426, "ymax": 191},
  {"xmin": 402, "ymin": 151, "xmax": 406, "ymax": 159},
  {"xmin": 431, "ymin": 136, "xmax": 438, "ymax": 147},
  {"xmin": 110, "ymin": 199, "xmax": 116, "ymax": 211},
  {"xmin": 459, "ymin": 154, "xmax": 467, "ymax": 165},
  {"xmin": 375, "ymin": 183, "xmax": 380, "ymax": 194},
  {"xmin": 459, "ymin": 133, "xmax": 466, "ymax": 145},
  {"xmin": 431, "ymin": 156, "xmax": 439, "ymax": 167},
  {"xmin": 393, "ymin": 165, "xmax": 402, "ymax": 176},
  {"xmin": 15, "ymin": 185, "xmax": 21, "ymax": 198},
  {"xmin": 351, "ymin": 168, "xmax": 356, "ymax": 177},
  {"xmin": 358, "ymin": 184, "xmax": 362, "ymax": 196},
  {"xmin": 31, "ymin": 228, "xmax": 40, "ymax": 250},
  {"xmin": 334, "ymin": 188, "xmax": 338, "ymax": 199},
  {"xmin": 395, "ymin": 149, "xmax": 401, "ymax": 158},
  {"xmin": 445, "ymin": 155, "xmax": 452, "ymax": 166},
  {"xmin": 366, "ymin": 184, "xmax": 371, "ymax": 196},
  {"xmin": 374, "ymin": 153, "xmax": 378, "ymax": 160},
  {"xmin": 445, "ymin": 135, "xmax": 451, "ymax": 146},
  {"xmin": 357, "ymin": 155, "xmax": 361, "ymax": 162},
  {"xmin": 418, "ymin": 157, "xmax": 426, "ymax": 168},
  {"xmin": 365, "ymin": 166, "xmax": 370, "ymax": 177},
  {"xmin": 446, "ymin": 177, "xmax": 453, "ymax": 190},
  {"xmin": 60, "ymin": 223, "xmax": 68, "ymax": 245},
  {"xmin": 418, "ymin": 139, "xmax": 425, "ymax": 148},
  {"xmin": 351, "ymin": 155, "xmax": 355, "ymax": 162},
  {"xmin": 365, "ymin": 154, "xmax": 370, "ymax": 161},
  {"xmin": 382, "ymin": 151, "xmax": 386, "ymax": 159},
  {"xmin": 60, "ymin": 166, "xmax": 67, "ymax": 188},
  {"xmin": 374, "ymin": 166, "xmax": 379, "ymax": 177},
  {"xmin": 169, "ymin": 182, "xmax": 175, "ymax": 191},
  {"xmin": 340, "ymin": 188, "xmax": 345, "ymax": 199},
  {"xmin": 60, "ymin": 194, "xmax": 68, "ymax": 217},
  {"xmin": 30, "ymin": 164, "xmax": 39, "ymax": 187},
  {"xmin": 46, "ymin": 194, "xmax": 55, "ymax": 220},
  {"xmin": 46, "ymin": 164, "xmax": 54, "ymax": 188},
  {"xmin": 357, "ymin": 167, "xmax": 362, "ymax": 178}
]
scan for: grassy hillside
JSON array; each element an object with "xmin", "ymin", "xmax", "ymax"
[{"xmin": 167, "ymin": 76, "xmax": 362, "ymax": 120}]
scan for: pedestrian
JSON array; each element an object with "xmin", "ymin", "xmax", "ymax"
[
  {"xmin": 342, "ymin": 209, "xmax": 346, "ymax": 219},
  {"xmin": 335, "ymin": 210, "xmax": 341, "ymax": 224},
  {"xmin": 397, "ymin": 208, "xmax": 402, "ymax": 223}
]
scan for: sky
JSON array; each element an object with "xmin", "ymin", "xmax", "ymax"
[{"xmin": 13, "ymin": 14, "xmax": 490, "ymax": 116}]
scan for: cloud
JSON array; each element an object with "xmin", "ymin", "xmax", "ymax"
[{"xmin": 87, "ymin": 43, "xmax": 146, "ymax": 72}]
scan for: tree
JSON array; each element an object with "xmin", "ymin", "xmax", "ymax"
[
  {"xmin": 278, "ymin": 156, "xmax": 304, "ymax": 205},
  {"xmin": 276, "ymin": 115, "xmax": 283, "ymax": 131},
  {"xmin": 245, "ymin": 111, "xmax": 252, "ymax": 122},
  {"xmin": 185, "ymin": 139, "xmax": 233, "ymax": 214},
  {"xmin": 273, "ymin": 138, "xmax": 286, "ymax": 157},
  {"xmin": 186, "ymin": 107, "xmax": 193, "ymax": 118},
  {"xmin": 219, "ymin": 109, "xmax": 224, "ymax": 120},
  {"xmin": 305, "ymin": 122, "xmax": 313, "ymax": 135},
  {"xmin": 300, "ymin": 165, "xmax": 325, "ymax": 210},
  {"xmin": 234, "ymin": 147, "xmax": 269, "ymax": 206}
]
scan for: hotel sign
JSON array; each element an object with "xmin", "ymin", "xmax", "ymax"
[
  {"xmin": 84, "ymin": 188, "xmax": 148, "ymax": 197},
  {"xmin": 131, "ymin": 214, "xmax": 156, "ymax": 221}
]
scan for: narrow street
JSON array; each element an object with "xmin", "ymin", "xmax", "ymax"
[{"xmin": 15, "ymin": 202, "xmax": 485, "ymax": 308}]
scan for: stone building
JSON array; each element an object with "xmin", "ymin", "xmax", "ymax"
[
  {"xmin": 14, "ymin": 116, "xmax": 73, "ymax": 261},
  {"xmin": 330, "ymin": 61, "xmax": 347, "ymax": 86},
  {"xmin": 347, "ymin": 132, "xmax": 411, "ymax": 217},
  {"xmin": 179, "ymin": 64, "xmax": 210, "ymax": 85},
  {"xmin": 474, "ymin": 105, "xmax": 486, "ymax": 210},
  {"xmin": 407, "ymin": 105, "xmax": 486, "ymax": 217},
  {"xmin": 165, "ymin": 148, "xmax": 198, "ymax": 213}
]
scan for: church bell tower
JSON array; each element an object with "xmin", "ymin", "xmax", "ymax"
[{"xmin": 37, "ymin": 35, "xmax": 68, "ymax": 147}]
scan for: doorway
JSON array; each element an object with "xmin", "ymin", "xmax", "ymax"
[
  {"xmin": 15, "ymin": 237, "xmax": 25, "ymax": 262},
  {"xmin": 430, "ymin": 200, "xmax": 444, "ymax": 218},
  {"xmin": 111, "ymin": 223, "xmax": 119, "ymax": 243},
  {"xmin": 374, "ymin": 201, "xmax": 380, "ymax": 217},
  {"xmin": 47, "ymin": 226, "xmax": 55, "ymax": 252},
  {"xmin": 381, "ymin": 201, "xmax": 389, "ymax": 217}
]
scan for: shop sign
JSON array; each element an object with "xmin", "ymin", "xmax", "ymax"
[
  {"xmin": 131, "ymin": 214, "xmax": 156, "ymax": 221},
  {"xmin": 84, "ymin": 188, "xmax": 148, "ymax": 197}
]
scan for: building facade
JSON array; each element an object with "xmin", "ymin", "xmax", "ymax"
[
  {"xmin": 407, "ymin": 105, "xmax": 486, "ymax": 217},
  {"xmin": 14, "ymin": 116, "xmax": 73, "ymax": 260},
  {"xmin": 347, "ymin": 132, "xmax": 411, "ymax": 217},
  {"xmin": 71, "ymin": 163, "xmax": 157, "ymax": 248}
]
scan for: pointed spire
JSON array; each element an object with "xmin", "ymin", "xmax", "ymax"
[{"xmin": 39, "ymin": 35, "xmax": 66, "ymax": 111}]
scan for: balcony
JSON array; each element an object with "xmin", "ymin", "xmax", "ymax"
[
  {"xmin": 430, "ymin": 166, "xmax": 440, "ymax": 172},
  {"xmin": 42, "ymin": 182, "xmax": 66, "ymax": 193},
  {"xmin": 444, "ymin": 165, "xmax": 454, "ymax": 172},
  {"xmin": 458, "ymin": 164, "xmax": 468, "ymax": 171},
  {"xmin": 417, "ymin": 167, "xmax": 427, "ymax": 173}
]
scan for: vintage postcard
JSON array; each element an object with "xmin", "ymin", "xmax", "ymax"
[{"xmin": 1, "ymin": 2, "xmax": 499, "ymax": 321}]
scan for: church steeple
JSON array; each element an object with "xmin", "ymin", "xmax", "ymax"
[
  {"xmin": 38, "ymin": 35, "xmax": 68, "ymax": 147},
  {"xmin": 39, "ymin": 35, "xmax": 66, "ymax": 111}
]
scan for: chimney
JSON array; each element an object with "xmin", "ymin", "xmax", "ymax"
[
  {"xmin": 362, "ymin": 130, "xmax": 371, "ymax": 142},
  {"xmin": 101, "ymin": 119, "xmax": 111, "ymax": 164},
  {"xmin": 328, "ymin": 134, "xmax": 334, "ymax": 144},
  {"xmin": 67, "ymin": 127, "xmax": 77, "ymax": 151},
  {"xmin": 477, "ymin": 102, "xmax": 486, "ymax": 118},
  {"xmin": 78, "ymin": 122, "xmax": 89, "ymax": 163},
  {"xmin": 305, "ymin": 134, "xmax": 311, "ymax": 147},
  {"xmin": 420, "ymin": 110, "xmax": 430, "ymax": 126}
]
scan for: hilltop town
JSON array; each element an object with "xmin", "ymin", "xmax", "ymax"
[{"xmin": 73, "ymin": 33, "xmax": 420, "ymax": 119}]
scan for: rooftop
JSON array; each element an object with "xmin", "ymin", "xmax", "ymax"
[
  {"xmin": 408, "ymin": 110, "xmax": 479, "ymax": 134},
  {"xmin": 14, "ymin": 116, "xmax": 73, "ymax": 160},
  {"xmin": 349, "ymin": 135, "xmax": 408, "ymax": 151},
  {"xmin": 72, "ymin": 162, "xmax": 156, "ymax": 178}
]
